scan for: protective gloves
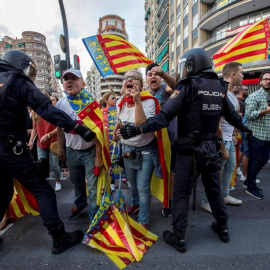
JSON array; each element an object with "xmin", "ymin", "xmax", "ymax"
[
  {"xmin": 74, "ymin": 124, "xmax": 96, "ymax": 142},
  {"xmin": 120, "ymin": 124, "xmax": 141, "ymax": 140}
]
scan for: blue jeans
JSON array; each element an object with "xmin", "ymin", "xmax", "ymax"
[
  {"xmin": 37, "ymin": 146, "xmax": 61, "ymax": 180},
  {"xmin": 66, "ymin": 146, "xmax": 98, "ymax": 222},
  {"xmin": 220, "ymin": 141, "xmax": 236, "ymax": 196},
  {"xmin": 246, "ymin": 135, "xmax": 270, "ymax": 190},
  {"xmin": 123, "ymin": 141, "xmax": 156, "ymax": 224}
]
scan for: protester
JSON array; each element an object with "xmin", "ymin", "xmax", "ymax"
[
  {"xmin": 0, "ymin": 50, "xmax": 95, "ymax": 254},
  {"xmin": 57, "ymin": 68, "xmax": 103, "ymax": 221},
  {"xmin": 29, "ymin": 91, "xmax": 62, "ymax": 192},
  {"xmin": 99, "ymin": 89, "xmax": 126, "ymax": 192},
  {"xmin": 145, "ymin": 63, "xmax": 177, "ymax": 217},
  {"xmin": 120, "ymin": 48, "xmax": 251, "ymax": 252},
  {"xmin": 115, "ymin": 69, "xmax": 158, "ymax": 229},
  {"xmin": 244, "ymin": 71, "xmax": 270, "ymax": 199}
]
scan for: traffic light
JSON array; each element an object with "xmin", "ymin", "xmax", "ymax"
[
  {"xmin": 73, "ymin": 54, "xmax": 80, "ymax": 70},
  {"xmin": 54, "ymin": 54, "xmax": 61, "ymax": 79},
  {"xmin": 59, "ymin": 60, "xmax": 68, "ymax": 83}
]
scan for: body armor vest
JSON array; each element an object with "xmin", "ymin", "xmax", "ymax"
[
  {"xmin": 178, "ymin": 76, "xmax": 227, "ymax": 140},
  {"xmin": 0, "ymin": 70, "xmax": 28, "ymax": 139}
]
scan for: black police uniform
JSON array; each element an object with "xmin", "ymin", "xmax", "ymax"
[
  {"xmin": 135, "ymin": 71, "xmax": 249, "ymax": 229},
  {"xmin": 0, "ymin": 62, "xmax": 78, "ymax": 232}
]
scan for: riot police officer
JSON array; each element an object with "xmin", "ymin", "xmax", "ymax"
[
  {"xmin": 120, "ymin": 48, "xmax": 251, "ymax": 253},
  {"xmin": 0, "ymin": 50, "xmax": 95, "ymax": 254}
]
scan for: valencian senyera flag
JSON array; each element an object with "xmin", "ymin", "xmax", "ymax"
[
  {"xmin": 67, "ymin": 89, "xmax": 112, "ymax": 204},
  {"xmin": 8, "ymin": 179, "xmax": 39, "ymax": 220},
  {"xmin": 213, "ymin": 16, "xmax": 270, "ymax": 72},
  {"xmin": 82, "ymin": 34, "xmax": 153, "ymax": 77},
  {"xmin": 83, "ymin": 190, "xmax": 158, "ymax": 269}
]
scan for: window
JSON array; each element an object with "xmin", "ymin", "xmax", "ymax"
[
  {"xmin": 192, "ymin": 13, "xmax": 198, "ymax": 30},
  {"xmin": 184, "ymin": 25, "xmax": 188, "ymax": 39},
  {"xmin": 184, "ymin": 3, "xmax": 189, "ymax": 17},
  {"xmin": 37, "ymin": 68, "xmax": 43, "ymax": 74},
  {"xmin": 36, "ymin": 60, "xmax": 43, "ymax": 66},
  {"xmin": 26, "ymin": 35, "xmax": 31, "ymax": 39},
  {"xmin": 192, "ymin": 0, "xmax": 197, "ymax": 5},
  {"xmin": 35, "ymin": 52, "xmax": 42, "ymax": 57},
  {"xmin": 34, "ymin": 36, "xmax": 41, "ymax": 41},
  {"xmin": 171, "ymin": 22, "xmax": 175, "ymax": 34},
  {"xmin": 177, "ymin": 13, "xmax": 181, "ymax": 27},
  {"xmin": 27, "ymin": 51, "xmax": 32, "ymax": 56},
  {"xmin": 177, "ymin": 34, "xmax": 181, "ymax": 47},
  {"xmin": 37, "ymin": 76, "xmax": 44, "ymax": 81},
  {"xmin": 263, "ymin": 10, "xmax": 270, "ymax": 18},
  {"xmin": 37, "ymin": 83, "xmax": 44, "ymax": 88},
  {"xmin": 239, "ymin": 17, "xmax": 248, "ymax": 26},
  {"xmin": 34, "ymin": 43, "xmax": 42, "ymax": 49},
  {"xmin": 171, "ymin": 41, "xmax": 175, "ymax": 52},
  {"xmin": 27, "ymin": 43, "xmax": 32, "ymax": 48}
]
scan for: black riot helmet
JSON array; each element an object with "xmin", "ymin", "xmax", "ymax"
[
  {"xmin": 177, "ymin": 48, "xmax": 212, "ymax": 79},
  {"xmin": 1, "ymin": 50, "xmax": 37, "ymax": 82}
]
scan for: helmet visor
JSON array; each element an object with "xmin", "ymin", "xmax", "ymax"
[
  {"xmin": 24, "ymin": 62, "xmax": 37, "ymax": 82},
  {"xmin": 177, "ymin": 58, "xmax": 188, "ymax": 80}
]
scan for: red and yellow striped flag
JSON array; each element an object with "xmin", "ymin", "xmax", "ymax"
[
  {"xmin": 213, "ymin": 17, "xmax": 270, "ymax": 72},
  {"xmin": 82, "ymin": 34, "xmax": 153, "ymax": 77}
]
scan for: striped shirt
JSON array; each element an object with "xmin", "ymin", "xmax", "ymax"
[{"xmin": 245, "ymin": 88, "xmax": 270, "ymax": 141}]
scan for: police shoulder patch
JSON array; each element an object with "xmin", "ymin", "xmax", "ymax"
[{"xmin": 170, "ymin": 90, "xmax": 180, "ymax": 99}]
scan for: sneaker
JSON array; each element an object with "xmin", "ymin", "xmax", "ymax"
[
  {"xmin": 212, "ymin": 222, "xmax": 229, "ymax": 243},
  {"xmin": 68, "ymin": 205, "xmax": 87, "ymax": 220},
  {"xmin": 242, "ymin": 182, "xmax": 263, "ymax": 192},
  {"xmin": 229, "ymin": 186, "xmax": 235, "ymax": 191},
  {"xmin": 236, "ymin": 167, "xmax": 242, "ymax": 176},
  {"xmin": 239, "ymin": 175, "xmax": 246, "ymax": 181},
  {"xmin": 224, "ymin": 196, "xmax": 242, "ymax": 205},
  {"xmin": 110, "ymin": 184, "xmax": 115, "ymax": 192},
  {"xmin": 163, "ymin": 229, "xmax": 187, "ymax": 253},
  {"xmin": 128, "ymin": 204, "xmax": 140, "ymax": 215},
  {"xmin": 138, "ymin": 223, "xmax": 149, "ymax": 229},
  {"xmin": 200, "ymin": 201, "xmax": 212, "ymax": 214},
  {"xmin": 55, "ymin": 182, "xmax": 62, "ymax": 192},
  {"xmin": 246, "ymin": 188, "xmax": 264, "ymax": 200}
]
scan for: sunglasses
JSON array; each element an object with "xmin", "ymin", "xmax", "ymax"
[
  {"xmin": 123, "ymin": 75, "xmax": 141, "ymax": 81},
  {"xmin": 109, "ymin": 97, "xmax": 117, "ymax": 100}
]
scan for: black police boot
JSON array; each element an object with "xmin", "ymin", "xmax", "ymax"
[
  {"xmin": 163, "ymin": 227, "xmax": 187, "ymax": 253},
  {"xmin": 212, "ymin": 221, "xmax": 229, "ymax": 243},
  {"xmin": 49, "ymin": 223, "xmax": 84, "ymax": 254}
]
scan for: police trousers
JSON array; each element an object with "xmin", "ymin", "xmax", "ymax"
[
  {"xmin": 172, "ymin": 140, "xmax": 228, "ymax": 228},
  {"xmin": 0, "ymin": 141, "xmax": 62, "ymax": 232}
]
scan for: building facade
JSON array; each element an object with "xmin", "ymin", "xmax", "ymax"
[
  {"xmin": 86, "ymin": 14, "xmax": 128, "ymax": 100},
  {"xmin": 0, "ymin": 31, "xmax": 61, "ymax": 95},
  {"xmin": 145, "ymin": 0, "xmax": 270, "ymax": 90}
]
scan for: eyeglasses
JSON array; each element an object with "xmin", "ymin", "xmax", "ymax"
[
  {"xmin": 262, "ymin": 78, "xmax": 270, "ymax": 82},
  {"xmin": 109, "ymin": 97, "xmax": 116, "ymax": 100},
  {"xmin": 123, "ymin": 75, "xmax": 141, "ymax": 81}
]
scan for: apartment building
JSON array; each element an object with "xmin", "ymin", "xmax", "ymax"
[
  {"xmin": 0, "ymin": 31, "xmax": 61, "ymax": 95},
  {"xmin": 145, "ymin": 0, "xmax": 270, "ymax": 90},
  {"xmin": 86, "ymin": 15, "xmax": 128, "ymax": 100}
]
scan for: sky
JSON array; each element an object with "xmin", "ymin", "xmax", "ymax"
[{"xmin": 0, "ymin": 0, "xmax": 146, "ymax": 80}]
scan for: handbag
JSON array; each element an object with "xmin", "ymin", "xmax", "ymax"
[{"xmin": 49, "ymin": 141, "xmax": 59, "ymax": 154}]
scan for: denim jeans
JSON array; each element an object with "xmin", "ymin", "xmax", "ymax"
[
  {"xmin": 37, "ymin": 146, "xmax": 61, "ymax": 180},
  {"xmin": 220, "ymin": 141, "xmax": 236, "ymax": 196},
  {"xmin": 66, "ymin": 146, "xmax": 98, "ymax": 222},
  {"xmin": 246, "ymin": 135, "xmax": 270, "ymax": 190},
  {"xmin": 123, "ymin": 140, "xmax": 156, "ymax": 224}
]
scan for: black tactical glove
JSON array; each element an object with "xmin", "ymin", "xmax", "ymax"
[
  {"xmin": 74, "ymin": 124, "xmax": 96, "ymax": 142},
  {"xmin": 241, "ymin": 125, "xmax": 252, "ymax": 135},
  {"xmin": 120, "ymin": 125, "xmax": 141, "ymax": 139}
]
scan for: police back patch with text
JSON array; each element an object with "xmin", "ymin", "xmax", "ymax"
[{"xmin": 170, "ymin": 90, "xmax": 180, "ymax": 99}]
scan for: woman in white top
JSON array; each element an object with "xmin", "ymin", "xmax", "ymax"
[{"xmin": 115, "ymin": 70, "xmax": 157, "ymax": 228}]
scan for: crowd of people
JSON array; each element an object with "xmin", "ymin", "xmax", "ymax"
[{"xmin": 0, "ymin": 48, "xmax": 269, "ymax": 256}]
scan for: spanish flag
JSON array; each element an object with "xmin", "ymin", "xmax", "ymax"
[
  {"xmin": 67, "ymin": 90, "xmax": 111, "ymax": 204},
  {"xmin": 213, "ymin": 17, "xmax": 270, "ymax": 72},
  {"xmin": 83, "ymin": 190, "xmax": 158, "ymax": 269},
  {"xmin": 82, "ymin": 34, "xmax": 153, "ymax": 77}
]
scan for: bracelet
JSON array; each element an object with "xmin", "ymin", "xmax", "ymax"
[{"xmin": 47, "ymin": 133, "xmax": 52, "ymax": 139}]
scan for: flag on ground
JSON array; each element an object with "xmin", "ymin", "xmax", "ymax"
[
  {"xmin": 83, "ymin": 191, "xmax": 158, "ymax": 269},
  {"xmin": 82, "ymin": 34, "xmax": 153, "ymax": 77},
  {"xmin": 213, "ymin": 17, "xmax": 270, "ymax": 72}
]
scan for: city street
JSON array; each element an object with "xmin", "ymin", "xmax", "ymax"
[{"xmin": 1, "ymin": 163, "xmax": 270, "ymax": 270}]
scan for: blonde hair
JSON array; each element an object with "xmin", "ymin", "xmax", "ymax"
[{"xmin": 99, "ymin": 90, "xmax": 116, "ymax": 108}]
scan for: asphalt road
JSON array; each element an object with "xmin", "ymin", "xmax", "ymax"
[{"xmin": 1, "ymin": 163, "xmax": 270, "ymax": 270}]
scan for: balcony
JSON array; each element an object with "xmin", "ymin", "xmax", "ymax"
[
  {"xmin": 199, "ymin": 0, "xmax": 269, "ymax": 31},
  {"xmin": 156, "ymin": 3, "xmax": 169, "ymax": 32},
  {"xmin": 156, "ymin": 0, "xmax": 167, "ymax": 17},
  {"xmin": 156, "ymin": 20, "xmax": 169, "ymax": 46}
]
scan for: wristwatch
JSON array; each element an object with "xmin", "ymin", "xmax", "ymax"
[{"xmin": 47, "ymin": 133, "xmax": 52, "ymax": 139}]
